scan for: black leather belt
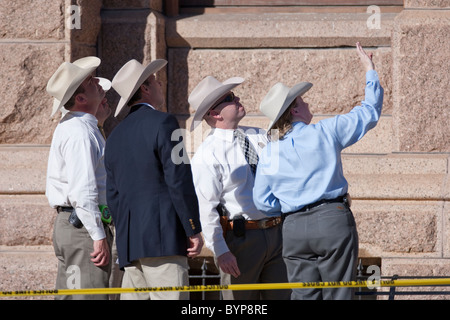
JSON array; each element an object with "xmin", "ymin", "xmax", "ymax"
[
  {"xmin": 282, "ymin": 194, "xmax": 348, "ymax": 220},
  {"xmin": 56, "ymin": 206, "xmax": 74, "ymax": 213}
]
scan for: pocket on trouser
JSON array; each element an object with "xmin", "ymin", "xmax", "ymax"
[
  {"xmin": 281, "ymin": 213, "xmax": 309, "ymax": 261},
  {"xmin": 317, "ymin": 203, "xmax": 356, "ymax": 236}
]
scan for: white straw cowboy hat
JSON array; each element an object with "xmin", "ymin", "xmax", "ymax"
[
  {"xmin": 47, "ymin": 56, "xmax": 101, "ymax": 117},
  {"xmin": 260, "ymin": 81, "xmax": 313, "ymax": 131},
  {"xmin": 111, "ymin": 59, "xmax": 167, "ymax": 117},
  {"xmin": 188, "ymin": 76, "xmax": 245, "ymax": 131}
]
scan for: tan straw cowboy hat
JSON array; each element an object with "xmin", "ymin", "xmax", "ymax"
[
  {"xmin": 188, "ymin": 76, "xmax": 244, "ymax": 131},
  {"xmin": 47, "ymin": 56, "xmax": 101, "ymax": 117},
  {"xmin": 111, "ymin": 59, "xmax": 167, "ymax": 117},
  {"xmin": 259, "ymin": 81, "xmax": 313, "ymax": 131}
]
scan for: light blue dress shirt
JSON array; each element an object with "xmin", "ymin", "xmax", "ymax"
[{"xmin": 253, "ymin": 70, "xmax": 384, "ymax": 216}]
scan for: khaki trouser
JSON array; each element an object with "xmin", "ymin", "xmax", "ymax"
[
  {"xmin": 120, "ymin": 256, "xmax": 189, "ymax": 300},
  {"xmin": 53, "ymin": 211, "xmax": 112, "ymax": 300},
  {"xmin": 109, "ymin": 226, "xmax": 124, "ymax": 300}
]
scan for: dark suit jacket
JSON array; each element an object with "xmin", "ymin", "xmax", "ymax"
[{"xmin": 105, "ymin": 104, "xmax": 201, "ymax": 269}]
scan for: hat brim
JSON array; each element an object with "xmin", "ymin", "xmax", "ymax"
[
  {"xmin": 113, "ymin": 59, "xmax": 167, "ymax": 117},
  {"xmin": 97, "ymin": 77, "xmax": 111, "ymax": 91},
  {"xmin": 189, "ymin": 77, "xmax": 244, "ymax": 131},
  {"xmin": 267, "ymin": 82, "xmax": 313, "ymax": 131}
]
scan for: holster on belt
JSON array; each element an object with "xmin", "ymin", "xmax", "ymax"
[
  {"xmin": 217, "ymin": 203, "xmax": 230, "ymax": 238},
  {"xmin": 216, "ymin": 203, "xmax": 282, "ymax": 239}
]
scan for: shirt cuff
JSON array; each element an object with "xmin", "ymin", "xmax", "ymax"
[
  {"xmin": 212, "ymin": 239, "xmax": 230, "ymax": 258},
  {"xmin": 75, "ymin": 208, "xmax": 106, "ymax": 241},
  {"xmin": 87, "ymin": 227, "xmax": 106, "ymax": 241},
  {"xmin": 366, "ymin": 69, "xmax": 379, "ymax": 82}
]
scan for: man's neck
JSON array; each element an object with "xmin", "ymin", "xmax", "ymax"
[
  {"xmin": 214, "ymin": 120, "xmax": 240, "ymax": 130},
  {"xmin": 133, "ymin": 99, "xmax": 159, "ymax": 108},
  {"xmin": 70, "ymin": 104, "xmax": 97, "ymax": 116}
]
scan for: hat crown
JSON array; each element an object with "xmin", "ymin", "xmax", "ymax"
[
  {"xmin": 46, "ymin": 62, "xmax": 77, "ymax": 101},
  {"xmin": 188, "ymin": 76, "xmax": 223, "ymax": 110},
  {"xmin": 112, "ymin": 59, "xmax": 144, "ymax": 98},
  {"xmin": 259, "ymin": 81, "xmax": 313, "ymax": 131},
  {"xmin": 111, "ymin": 59, "xmax": 167, "ymax": 116},
  {"xmin": 259, "ymin": 82, "xmax": 291, "ymax": 121}
]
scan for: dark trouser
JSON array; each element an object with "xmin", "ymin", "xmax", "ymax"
[
  {"xmin": 282, "ymin": 202, "xmax": 359, "ymax": 300},
  {"xmin": 53, "ymin": 211, "xmax": 112, "ymax": 300},
  {"xmin": 219, "ymin": 223, "xmax": 291, "ymax": 300}
]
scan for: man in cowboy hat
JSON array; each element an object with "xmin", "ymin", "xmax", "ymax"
[
  {"xmin": 253, "ymin": 42, "xmax": 384, "ymax": 300},
  {"xmin": 46, "ymin": 57, "xmax": 113, "ymax": 300},
  {"xmin": 189, "ymin": 76, "xmax": 290, "ymax": 300},
  {"xmin": 61, "ymin": 76, "xmax": 112, "ymax": 135},
  {"xmin": 104, "ymin": 59, "xmax": 203, "ymax": 300}
]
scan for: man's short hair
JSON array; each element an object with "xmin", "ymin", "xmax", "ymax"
[
  {"xmin": 64, "ymin": 85, "xmax": 85, "ymax": 110},
  {"xmin": 128, "ymin": 79, "xmax": 150, "ymax": 106}
]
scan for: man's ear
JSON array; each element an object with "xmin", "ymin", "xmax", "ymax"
[
  {"xmin": 140, "ymin": 83, "xmax": 148, "ymax": 93},
  {"xmin": 207, "ymin": 110, "xmax": 221, "ymax": 118},
  {"xmin": 75, "ymin": 93, "xmax": 87, "ymax": 104}
]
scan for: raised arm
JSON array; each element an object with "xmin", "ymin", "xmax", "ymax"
[{"xmin": 356, "ymin": 41, "xmax": 375, "ymax": 72}]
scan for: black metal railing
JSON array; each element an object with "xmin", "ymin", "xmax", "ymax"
[
  {"xmin": 355, "ymin": 274, "xmax": 450, "ymax": 300},
  {"xmin": 189, "ymin": 258, "xmax": 222, "ymax": 300},
  {"xmin": 189, "ymin": 258, "xmax": 450, "ymax": 300}
]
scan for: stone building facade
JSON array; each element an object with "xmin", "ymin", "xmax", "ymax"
[{"xmin": 0, "ymin": 0, "xmax": 449, "ymax": 299}]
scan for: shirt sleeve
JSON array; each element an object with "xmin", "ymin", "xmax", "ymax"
[
  {"xmin": 63, "ymin": 136, "xmax": 106, "ymax": 241},
  {"xmin": 191, "ymin": 150, "xmax": 229, "ymax": 257},
  {"xmin": 324, "ymin": 69, "xmax": 384, "ymax": 149},
  {"xmin": 252, "ymin": 144, "xmax": 283, "ymax": 216}
]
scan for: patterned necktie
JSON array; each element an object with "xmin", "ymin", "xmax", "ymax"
[{"xmin": 234, "ymin": 129, "xmax": 259, "ymax": 175}]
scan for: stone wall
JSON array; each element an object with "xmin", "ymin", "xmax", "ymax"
[
  {"xmin": 0, "ymin": 0, "xmax": 449, "ymax": 299},
  {"xmin": 0, "ymin": 0, "xmax": 104, "ymax": 299}
]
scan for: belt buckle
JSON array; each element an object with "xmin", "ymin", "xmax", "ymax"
[
  {"xmin": 257, "ymin": 217, "xmax": 281, "ymax": 229},
  {"xmin": 257, "ymin": 219, "xmax": 269, "ymax": 229}
]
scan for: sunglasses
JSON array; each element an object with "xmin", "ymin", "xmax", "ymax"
[{"xmin": 210, "ymin": 92, "xmax": 236, "ymax": 111}]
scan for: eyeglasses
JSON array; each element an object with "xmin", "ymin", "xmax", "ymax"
[{"xmin": 210, "ymin": 92, "xmax": 235, "ymax": 111}]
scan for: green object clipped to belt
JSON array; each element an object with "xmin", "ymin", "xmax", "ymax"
[{"xmin": 99, "ymin": 205, "xmax": 112, "ymax": 224}]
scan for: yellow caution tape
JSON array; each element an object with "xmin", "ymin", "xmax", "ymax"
[{"xmin": 2, "ymin": 278, "xmax": 450, "ymax": 297}]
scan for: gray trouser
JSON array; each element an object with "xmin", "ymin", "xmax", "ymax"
[
  {"xmin": 282, "ymin": 202, "xmax": 359, "ymax": 300},
  {"xmin": 220, "ymin": 223, "xmax": 291, "ymax": 300},
  {"xmin": 53, "ymin": 211, "xmax": 112, "ymax": 300}
]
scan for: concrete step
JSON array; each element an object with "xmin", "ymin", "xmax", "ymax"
[
  {"xmin": 0, "ymin": 145, "xmax": 448, "ymax": 199},
  {"xmin": 166, "ymin": 11, "xmax": 398, "ymax": 48},
  {"xmin": 0, "ymin": 245, "xmax": 56, "ymax": 300}
]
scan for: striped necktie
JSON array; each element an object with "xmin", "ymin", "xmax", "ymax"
[{"xmin": 234, "ymin": 129, "xmax": 259, "ymax": 175}]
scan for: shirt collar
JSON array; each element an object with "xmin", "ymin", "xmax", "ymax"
[
  {"xmin": 130, "ymin": 103, "xmax": 155, "ymax": 110},
  {"xmin": 210, "ymin": 127, "xmax": 238, "ymax": 143},
  {"xmin": 292, "ymin": 121, "xmax": 308, "ymax": 130},
  {"xmin": 67, "ymin": 111, "xmax": 98, "ymax": 126}
]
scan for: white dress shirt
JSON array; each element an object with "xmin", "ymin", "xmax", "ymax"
[
  {"xmin": 46, "ymin": 111, "xmax": 107, "ymax": 240},
  {"xmin": 191, "ymin": 126, "xmax": 268, "ymax": 257}
]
